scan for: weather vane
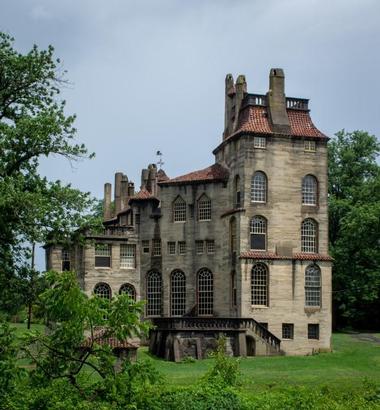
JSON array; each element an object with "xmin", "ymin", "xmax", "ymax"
[{"xmin": 156, "ymin": 150, "xmax": 164, "ymax": 169}]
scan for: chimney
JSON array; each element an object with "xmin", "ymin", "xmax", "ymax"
[
  {"xmin": 141, "ymin": 168, "xmax": 149, "ymax": 190},
  {"xmin": 128, "ymin": 182, "xmax": 135, "ymax": 197},
  {"xmin": 223, "ymin": 74, "xmax": 235, "ymax": 139},
  {"xmin": 232, "ymin": 74, "xmax": 247, "ymax": 133},
  {"xmin": 114, "ymin": 172, "xmax": 123, "ymax": 215},
  {"xmin": 120, "ymin": 175, "xmax": 129, "ymax": 211},
  {"xmin": 147, "ymin": 164, "xmax": 157, "ymax": 195},
  {"xmin": 267, "ymin": 68, "xmax": 290, "ymax": 134},
  {"xmin": 103, "ymin": 183, "xmax": 112, "ymax": 220}
]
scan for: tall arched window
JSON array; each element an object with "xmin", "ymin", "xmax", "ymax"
[
  {"xmin": 251, "ymin": 263, "xmax": 268, "ymax": 306},
  {"xmin": 198, "ymin": 194, "xmax": 212, "ymax": 221},
  {"xmin": 305, "ymin": 264, "xmax": 321, "ymax": 306},
  {"xmin": 302, "ymin": 175, "xmax": 318, "ymax": 205},
  {"xmin": 251, "ymin": 171, "xmax": 267, "ymax": 203},
  {"xmin": 119, "ymin": 283, "xmax": 136, "ymax": 300},
  {"xmin": 301, "ymin": 219, "xmax": 318, "ymax": 253},
  {"xmin": 94, "ymin": 283, "xmax": 111, "ymax": 299},
  {"xmin": 173, "ymin": 196, "xmax": 186, "ymax": 222},
  {"xmin": 234, "ymin": 175, "xmax": 241, "ymax": 207},
  {"xmin": 230, "ymin": 216, "xmax": 237, "ymax": 254},
  {"xmin": 197, "ymin": 268, "xmax": 213, "ymax": 315},
  {"xmin": 250, "ymin": 216, "xmax": 267, "ymax": 250},
  {"xmin": 146, "ymin": 270, "xmax": 162, "ymax": 316},
  {"xmin": 171, "ymin": 270, "xmax": 186, "ymax": 316}
]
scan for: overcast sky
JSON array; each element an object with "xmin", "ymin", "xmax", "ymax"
[{"xmin": 1, "ymin": 0, "xmax": 379, "ymax": 268}]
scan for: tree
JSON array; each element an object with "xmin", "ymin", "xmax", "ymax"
[
  {"xmin": 0, "ymin": 32, "xmax": 100, "ymax": 314},
  {"xmin": 328, "ymin": 130, "xmax": 380, "ymax": 329}
]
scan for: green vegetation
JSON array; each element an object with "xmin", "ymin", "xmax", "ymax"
[{"xmin": 329, "ymin": 130, "xmax": 380, "ymax": 329}]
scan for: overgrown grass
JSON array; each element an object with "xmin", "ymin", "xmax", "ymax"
[{"xmin": 138, "ymin": 333, "xmax": 380, "ymax": 393}]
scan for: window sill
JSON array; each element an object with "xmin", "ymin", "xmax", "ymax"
[
  {"xmin": 251, "ymin": 305, "xmax": 269, "ymax": 309},
  {"xmin": 120, "ymin": 267, "xmax": 136, "ymax": 270},
  {"xmin": 282, "ymin": 338, "xmax": 294, "ymax": 341},
  {"xmin": 304, "ymin": 307, "xmax": 321, "ymax": 313},
  {"xmin": 95, "ymin": 267, "xmax": 111, "ymax": 270}
]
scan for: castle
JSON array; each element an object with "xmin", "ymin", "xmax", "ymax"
[{"xmin": 46, "ymin": 68, "xmax": 332, "ymax": 360}]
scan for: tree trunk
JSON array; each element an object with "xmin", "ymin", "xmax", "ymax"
[{"xmin": 27, "ymin": 242, "xmax": 35, "ymax": 330}]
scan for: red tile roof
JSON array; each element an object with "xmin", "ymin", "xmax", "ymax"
[
  {"xmin": 129, "ymin": 189, "xmax": 158, "ymax": 202},
  {"xmin": 293, "ymin": 253, "xmax": 333, "ymax": 261},
  {"xmin": 228, "ymin": 105, "xmax": 327, "ymax": 139},
  {"xmin": 240, "ymin": 251, "xmax": 333, "ymax": 261},
  {"xmin": 157, "ymin": 169, "xmax": 169, "ymax": 182},
  {"xmin": 160, "ymin": 163, "xmax": 229, "ymax": 185}
]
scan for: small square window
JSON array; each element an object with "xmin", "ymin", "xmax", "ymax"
[
  {"xmin": 304, "ymin": 140, "xmax": 316, "ymax": 152},
  {"xmin": 178, "ymin": 241, "xmax": 186, "ymax": 255},
  {"xmin": 206, "ymin": 240, "xmax": 215, "ymax": 254},
  {"xmin": 282, "ymin": 323, "xmax": 294, "ymax": 339},
  {"xmin": 195, "ymin": 240, "xmax": 204, "ymax": 254},
  {"xmin": 308, "ymin": 324, "xmax": 319, "ymax": 339},
  {"xmin": 95, "ymin": 244, "xmax": 111, "ymax": 268},
  {"xmin": 254, "ymin": 136, "xmax": 266, "ymax": 149},
  {"xmin": 167, "ymin": 241, "xmax": 176, "ymax": 255},
  {"xmin": 152, "ymin": 239, "xmax": 161, "ymax": 256},
  {"xmin": 142, "ymin": 240, "xmax": 150, "ymax": 254}
]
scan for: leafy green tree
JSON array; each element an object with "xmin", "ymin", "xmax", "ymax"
[
  {"xmin": 21, "ymin": 271, "xmax": 151, "ymax": 394},
  {"xmin": 329, "ymin": 130, "xmax": 380, "ymax": 329},
  {"xmin": 0, "ymin": 32, "xmax": 100, "ymax": 314}
]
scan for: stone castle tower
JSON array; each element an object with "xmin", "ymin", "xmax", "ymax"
[{"xmin": 46, "ymin": 69, "xmax": 332, "ymax": 360}]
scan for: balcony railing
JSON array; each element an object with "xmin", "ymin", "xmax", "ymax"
[
  {"xmin": 286, "ymin": 97, "xmax": 309, "ymax": 110},
  {"xmin": 151, "ymin": 317, "xmax": 281, "ymax": 352},
  {"xmin": 100, "ymin": 226, "xmax": 134, "ymax": 236}
]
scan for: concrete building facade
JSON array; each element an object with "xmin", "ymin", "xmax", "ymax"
[{"xmin": 46, "ymin": 68, "xmax": 332, "ymax": 359}]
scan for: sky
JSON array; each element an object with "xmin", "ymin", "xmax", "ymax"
[{"xmin": 1, "ymin": 0, "xmax": 380, "ymax": 268}]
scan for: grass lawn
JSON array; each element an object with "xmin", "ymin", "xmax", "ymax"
[{"xmin": 138, "ymin": 333, "xmax": 380, "ymax": 393}]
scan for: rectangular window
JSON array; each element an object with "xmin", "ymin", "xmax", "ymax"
[
  {"xmin": 173, "ymin": 198, "xmax": 187, "ymax": 222},
  {"xmin": 120, "ymin": 244, "xmax": 135, "ymax": 269},
  {"xmin": 167, "ymin": 241, "xmax": 176, "ymax": 255},
  {"xmin": 282, "ymin": 323, "xmax": 294, "ymax": 339},
  {"xmin": 95, "ymin": 244, "xmax": 111, "ymax": 268},
  {"xmin": 304, "ymin": 140, "xmax": 316, "ymax": 152},
  {"xmin": 251, "ymin": 234, "xmax": 266, "ymax": 250},
  {"xmin": 178, "ymin": 241, "xmax": 186, "ymax": 255},
  {"xmin": 135, "ymin": 213, "xmax": 140, "ymax": 224},
  {"xmin": 142, "ymin": 240, "xmax": 150, "ymax": 254},
  {"xmin": 195, "ymin": 240, "xmax": 204, "ymax": 254},
  {"xmin": 61, "ymin": 249, "xmax": 71, "ymax": 272},
  {"xmin": 259, "ymin": 322, "xmax": 268, "ymax": 330},
  {"xmin": 308, "ymin": 324, "xmax": 319, "ymax": 339},
  {"xmin": 206, "ymin": 240, "xmax": 215, "ymax": 254},
  {"xmin": 198, "ymin": 197, "xmax": 212, "ymax": 221},
  {"xmin": 152, "ymin": 239, "xmax": 161, "ymax": 256},
  {"xmin": 254, "ymin": 136, "xmax": 266, "ymax": 149}
]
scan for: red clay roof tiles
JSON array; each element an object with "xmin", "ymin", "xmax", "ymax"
[
  {"xmin": 160, "ymin": 163, "xmax": 229, "ymax": 185},
  {"xmin": 240, "ymin": 251, "xmax": 333, "ymax": 261}
]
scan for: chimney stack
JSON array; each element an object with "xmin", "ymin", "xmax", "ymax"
[
  {"xmin": 103, "ymin": 183, "xmax": 112, "ymax": 220},
  {"xmin": 224, "ymin": 74, "xmax": 235, "ymax": 139},
  {"xmin": 114, "ymin": 172, "xmax": 123, "ymax": 215},
  {"xmin": 120, "ymin": 175, "xmax": 129, "ymax": 211},
  {"xmin": 128, "ymin": 182, "xmax": 135, "ymax": 198},
  {"xmin": 233, "ymin": 74, "xmax": 247, "ymax": 132},
  {"xmin": 147, "ymin": 164, "xmax": 157, "ymax": 195},
  {"xmin": 267, "ymin": 68, "xmax": 290, "ymax": 134},
  {"xmin": 141, "ymin": 168, "xmax": 149, "ymax": 190}
]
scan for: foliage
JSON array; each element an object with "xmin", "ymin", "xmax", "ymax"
[
  {"xmin": 20, "ymin": 270, "xmax": 150, "ymax": 393},
  {"xmin": 328, "ymin": 130, "xmax": 380, "ymax": 329},
  {"xmin": 202, "ymin": 336, "xmax": 241, "ymax": 387},
  {"xmin": 0, "ymin": 31, "xmax": 101, "ymax": 315}
]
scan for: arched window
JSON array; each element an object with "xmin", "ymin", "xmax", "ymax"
[
  {"xmin": 234, "ymin": 175, "xmax": 241, "ymax": 207},
  {"xmin": 230, "ymin": 216, "xmax": 237, "ymax": 254},
  {"xmin": 146, "ymin": 270, "xmax": 162, "ymax": 316},
  {"xmin": 198, "ymin": 194, "xmax": 211, "ymax": 221},
  {"xmin": 197, "ymin": 268, "xmax": 213, "ymax": 315},
  {"xmin": 251, "ymin": 264, "xmax": 268, "ymax": 306},
  {"xmin": 301, "ymin": 219, "xmax": 318, "ymax": 253},
  {"xmin": 302, "ymin": 175, "xmax": 318, "ymax": 205},
  {"xmin": 171, "ymin": 270, "xmax": 186, "ymax": 316},
  {"xmin": 173, "ymin": 196, "xmax": 186, "ymax": 222},
  {"xmin": 119, "ymin": 283, "xmax": 136, "ymax": 300},
  {"xmin": 94, "ymin": 283, "xmax": 111, "ymax": 299},
  {"xmin": 250, "ymin": 216, "xmax": 267, "ymax": 250},
  {"xmin": 231, "ymin": 271, "xmax": 237, "ymax": 307},
  {"xmin": 251, "ymin": 171, "xmax": 267, "ymax": 203},
  {"xmin": 305, "ymin": 265, "xmax": 321, "ymax": 306}
]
